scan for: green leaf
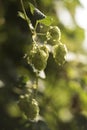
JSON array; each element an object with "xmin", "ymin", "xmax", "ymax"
[
  {"xmin": 37, "ymin": 16, "xmax": 53, "ymax": 26},
  {"xmin": 18, "ymin": 11, "xmax": 30, "ymax": 24},
  {"xmin": 29, "ymin": 2, "xmax": 45, "ymax": 20},
  {"xmin": 28, "ymin": 2, "xmax": 35, "ymax": 14},
  {"xmin": 18, "ymin": 11, "xmax": 26, "ymax": 20}
]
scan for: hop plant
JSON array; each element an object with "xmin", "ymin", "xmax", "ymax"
[
  {"xmin": 18, "ymin": 95, "xmax": 39, "ymax": 120},
  {"xmin": 53, "ymin": 42, "xmax": 67, "ymax": 65},
  {"xmin": 46, "ymin": 38, "xmax": 60, "ymax": 46},
  {"xmin": 18, "ymin": 0, "xmax": 68, "ymax": 124},
  {"xmin": 28, "ymin": 43, "xmax": 49, "ymax": 71},
  {"xmin": 47, "ymin": 26, "xmax": 61, "ymax": 42}
]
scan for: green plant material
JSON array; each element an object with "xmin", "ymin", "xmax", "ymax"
[
  {"xmin": 53, "ymin": 42, "xmax": 67, "ymax": 65},
  {"xmin": 5, "ymin": 102, "xmax": 21, "ymax": 118},
  {"xmin": 38, "ymin": 16, "xmax": 53, "ymax": 26},
  {"xmin": 28, "ymin": 2, "xmax": 35, "ymax": 14},
  {"xmin": 18, "ymin": 11, "xmax": 28, "ymax": 21},
  {"xmin": 28, "ymin": 43, "xmax": 49, "ymax": 71},
  {"xmin": 47, "ymin": 26, "xmax": 61, "ymax": 40},
  {"xmin": 46, "ymin": 38, "xmax": 59, "ymax": 46},
  {"xmin": 20, "ymin": 0, "xmax": 34, "ymax": 33},
  {"xmin": 0, "ymin": 0, "xmax": 86, "ymax": 130},
  {"xmin": 34, "ymin": 8, "xmax": 46, "ymax": 20},
  {"xmin": 29, "ymin": 2, "xmax": 45, "ymax": 19},
  {"xmin": 18, "ymin": 95, "xmax": 39, "ymax": 120}
]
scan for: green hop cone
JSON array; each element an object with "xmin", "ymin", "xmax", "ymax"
[
  {"xmin": 53, "ymin": 42, "xmax": 67, "ymax": 65},
  {"xmin": 18, "ymin": 95, "xmax": 39, "ymax": 120},
  {"xmin": 47, "ymin": 26, "xmax": 61, "ymax": 41},
  {"xmin": 46, "ymin": 38, "xmax": 60, "ymax": 46},
  {"xmin": 29, "ymin": 44, "xmax": 49, "ymax": 71}
]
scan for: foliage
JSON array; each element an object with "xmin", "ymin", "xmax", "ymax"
[{"xmin": 0, "ymin": 0, "xmax": 87, "ymax": 130}]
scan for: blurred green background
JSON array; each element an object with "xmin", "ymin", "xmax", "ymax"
[{"xmin": 0, "ymin": 0, "xmax": 87, "ymax": 130}]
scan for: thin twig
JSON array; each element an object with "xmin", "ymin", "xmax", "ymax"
[{"xmin": 20, "ymin": 0, "xmax": 34, "ymax": 33}]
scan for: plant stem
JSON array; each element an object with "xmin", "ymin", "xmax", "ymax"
[
  {"xmin": 32, "ymin": 71, "xmax": 39, "ymax": 98},
  {"xmin": 37, "ymin": 33, "xmax": 46, "ymax": 36},
  {"xmin": 36, "ymin": 71, "xmax": 39, "ymax": 88},
  {"xmin": 20, "ymin": 0, "xmax": 34, "ymax": 33}
]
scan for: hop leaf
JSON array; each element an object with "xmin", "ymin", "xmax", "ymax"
[
  {"xmin": 53, "ymin": 42, "xmax": 67, "ymax": 65},
  {"xmin": 34, "ymin": 8, "xmax": 46, "ymax": 20},
  {"xmin": 38, "ymin": 16, "xmax": 53, "ymax": 26},
  {"xmin": 29, "ymin": 2, "xmax": 45, "ymax": 20}
]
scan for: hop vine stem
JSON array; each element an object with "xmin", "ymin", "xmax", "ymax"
[
  {"xmin": 20, "ymin": 0, "xmax": 34, "ymax": 34},
  {"xmin": 33, "ymin": 71, "xmax": 39, "ymax": 97},
  {"xmin": 20, "ymin": 0, "xmax": 39, "ymax": 92}
]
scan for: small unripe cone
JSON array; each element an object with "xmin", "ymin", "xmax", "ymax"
[
  {"xmin": 29, "ymin": 44, "xmax": 49, "ymax": 71},
  {"xmin": 47, "ymin": 26, "xmax": 61, "ymax": 41},
  {"xmin": 18, "ymin": 95, "xmax": 39, "ymax": 120},
  {"xmin": 53, "ymin": 42, "xmax": 67, "ymax": 65},
  {"xmin": 46, "ymin": 38, "xmax": 60, "ymax": 46}
]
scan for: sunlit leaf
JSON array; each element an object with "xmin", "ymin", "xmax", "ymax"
[
  {"xmin": 37, "ymin": 16, "xmax": 53, "ymax": 26},
  {"xmin": 18, "ymin": 11, "xmax": 30, "ymax": 24},
  {"xmin": 28, "ymin": 2, "xmax": 35, "ymax": 14},
  {"xmin": 34, "ymin": 8, "xmax": 46, "ymax": 20},
  {"xmin": 18, "ymin": 11, "xmax": 26, "ymax": 20}
]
